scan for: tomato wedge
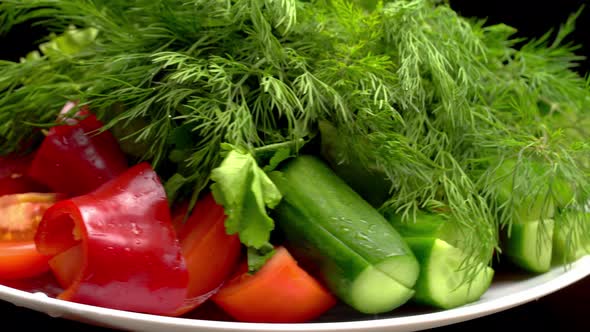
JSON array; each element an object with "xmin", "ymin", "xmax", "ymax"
[
  {"xmin": 0, "ymin": 241, "xmax": 51, "ymax": 280},
  {"xmin": 171, "ymin": 194, "xmax": 241, "ymax": 316},
  {"xmin": 0, "ymin": 193, "xmax": 58, "ymax": 280},
  {"xmin": 212, "ymin": 246, "xmax": 337, "ymax": 323},
  {"xmin": 0, "ymin": 193, "xmax": 58, "ymax": 241}
]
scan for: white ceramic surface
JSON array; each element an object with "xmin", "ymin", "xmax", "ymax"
[{"xmin": 1, "ymin": 256, "xmax": 590, "ymax": 332}]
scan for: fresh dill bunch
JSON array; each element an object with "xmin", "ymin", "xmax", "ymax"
[
  {"xmin": 467, "ymin": 8, "xmax": 590, "ymax": 261},
  {"xmin": 306, "ymin": 0, "xmax": 501, "ymax": 269},
  {"xmin": 0, "ymin": 56, "xmax": 85, "ymax": 153},
  {"xmin": 0, "ymin": 0, "xmax": 313, "ymax": 182}
]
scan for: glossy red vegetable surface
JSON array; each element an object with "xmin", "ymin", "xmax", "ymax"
[
  {"xmin": 171, "ymin": 193, "xmax": 241, "ymax": 315},
  {"xmin": 0, "ymin": 241, "xmax": 51, "ymax": 280},
  {"xmin": 212, "ymin": 246, "xmax": 337, "ymax": 323},
  {"xmin": 0, "ymin": 153, "xmax": 47, "ymax": 196},
  {"xmin": 35, "ymin": 163, "xmax": 189, "ymax": 315},
  {"xmin": 28, "ymin": 107, "xmax": 128, "ymax": 196},
  {"xmin": 0, "ymin": 193, "xmax": 58, "ymax": 280}
]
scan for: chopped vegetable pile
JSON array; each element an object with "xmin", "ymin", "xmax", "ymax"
[{"xmin": 0, "ymin": 0, "xmax": 589, "ymax": 324}]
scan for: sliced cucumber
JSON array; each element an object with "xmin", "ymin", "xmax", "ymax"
[
  {"xmin": 492, "ymin": 159, "xmax": 556, "ymax": 221},
  {"xmin": 319, "ymin": 121, "xmax": 391, "ymax": 208},
  {"xmin": 503, "ymin": 220, "xmax": 554, "ymax": 273},
  {"xmin": 388, "ymin": 212, "xmax": 494, "ymax": 309},
  {"xmin": 269, "ymin": 156, "xmax": 419, "ymax": 314},
  {"xmin": 553, "ymin": 211, "xmax": 590, "ymax": 264},
  {"xmin": 387, "ymin": 211, "xmax": 465, "ymax": 248},
  {"xmin": 350, "ymin": 266, "xmax": 415, "ymax": 314},
  {"xmin": 408, "ymin": 238, "xmax": 494, "ymax": 309}
]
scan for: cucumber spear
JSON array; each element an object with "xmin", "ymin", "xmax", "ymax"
[
  {"xmin": 388, "ymin": 212, "xmax": 494, "ymax": 309},
  {"xmin": 269, "ymin": 155, "xmax": 420, "ymax": 314}
]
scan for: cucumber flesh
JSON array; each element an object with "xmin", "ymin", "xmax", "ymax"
[
  {"xmin": 271, "ymin": 196, "xmax": 416, "ymax": 313},
  {"xmin": 270, "ymin": 156, "xmax": 420, "ymax": 314},
  {"xmin": 407, "ymin": 238, "xmax": 494, "ymax": 309},
  {"xmin": 350, "ymin": 266, "xmax": 414, "ymax": 314},
  {"xmin": 503, "ymin": 220, "xmax": 554, "ymax": 273}
]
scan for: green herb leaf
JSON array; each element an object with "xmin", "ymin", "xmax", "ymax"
[
  {"xmin": 262, "ymin": 147, "xmax": 294, "ymax": 172},
  {"xmin": 210, "ymin": 148, "xmax": 282, "ymax": 249},
  {"xmin": 38, "ymin": 26, "xmax": 98, "ymax": 57},
  {"xmin": 164, "ymin": 173, "xmax": 188, "ymax": 205},
  {"xmin": 247, "ymin": 243, "xmax": 276, "ymax": 273}
]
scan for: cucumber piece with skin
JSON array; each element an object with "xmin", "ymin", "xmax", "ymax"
[
  {"xmin": 388, "ymin": 212, "xmax": 494, "ymax": 309},
  {"xmin": 492, "ymin": 159, "xmax": 557, "ymax": 273},
  {"xmin": 269, "ymin": 156, "xmax": 419, "ymax": 314},
  {"xmin": 493, "ymin": 159, "xmax": 556, "ymax": 221},
  {"xmin": 553, "ymin": 211, "xmax": 590, "ymax": 263},
  {"xmin": 319, "ymin": 121, "xmax": 391, "ymax": 208},
  {"xmin": 503, "ymin": 220, "xmax": 555, "ymax": 273},
  {"xmin": 387, "ymin": 212, "xmax": 465, "ymax": 249},
  {"xmin": 407, "ymin": 238, "xmax": 494, "ymax": 309}
]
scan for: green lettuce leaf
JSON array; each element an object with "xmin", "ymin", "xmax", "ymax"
[
  {"xmin": 39, "ymin": 26, "xmax": 98, "ymax": 56},
  {"xmin": 210, "ymin": 148, "xmax": 282, "ymax": 249},
  {"xmin": 20, "ymin": 25, "xmax": 98, "ymax": 62}
]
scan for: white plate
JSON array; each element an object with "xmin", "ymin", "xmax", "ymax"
[{"xmin": 1, "ymin": 256, "xmax": 590, "ymax": 332}]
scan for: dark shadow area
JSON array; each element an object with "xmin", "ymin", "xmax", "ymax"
[
  {"xmin": 450, "ymin": 0, "xmax": 590, "ymax": 74},
  {"xmin": 0, "ymin": 21, "xmax": 48, "ymax": 61}
]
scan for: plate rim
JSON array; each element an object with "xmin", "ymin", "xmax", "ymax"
[{"xmin": 1, "ymin": 256, "xmax": 590, "ymax": 332}]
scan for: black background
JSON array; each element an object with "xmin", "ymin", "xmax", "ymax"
[
  {"xmin": 1, "ymin": 1, "xmax": 590, "ymax": 331},
  {"xmin": 451, "ymin": 0, "xmax": 590, "ymax": 74}
]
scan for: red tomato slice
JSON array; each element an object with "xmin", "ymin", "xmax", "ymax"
[
  {"xmin": 0, "ymin": 193, "xmax": 59, "ymax": 241},
  {"xmin": 0, "ymin": 193, "xmax": 58, "ymax": 280},
  {"xmin": 212, "ymin": 246, "xmax": 337, "ymax": 323},
  {"xmin": 172, "ymin": 194, "xmax": 241, "ymax": 316},
  {"xmin": 0, "ymin": 241, "xmax": 50, "ymax": 280}
]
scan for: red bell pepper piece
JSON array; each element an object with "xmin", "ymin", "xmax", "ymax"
[
  {"xmin": 0, "ymin": 153, "xmax": 47, "ymax": 196},
  {"xmin": 28, "ymin": 106, "xmax": 128, "ymax": 196},
  {"xmin": 34, "ymin": 163, "xmax": 189, "ymax": 315}
]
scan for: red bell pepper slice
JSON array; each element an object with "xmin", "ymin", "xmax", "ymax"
[
  {"xmin": 0, "ymin": 153, "xmax": 47, "ymax": 196},
  {"xmin": 34, "ymin": 163, "xmax": 189, "ymax": 315},
  {"xmin": 212, "ymin": 246, "xmax": 337, "ymax": 323},
  {"xmin": 28, "ymin": 106, "xmax": 128, "ymax": 196},
  {"xmin": 171, "ymin": 194, "xmax": 241, "ymax": 316}
]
